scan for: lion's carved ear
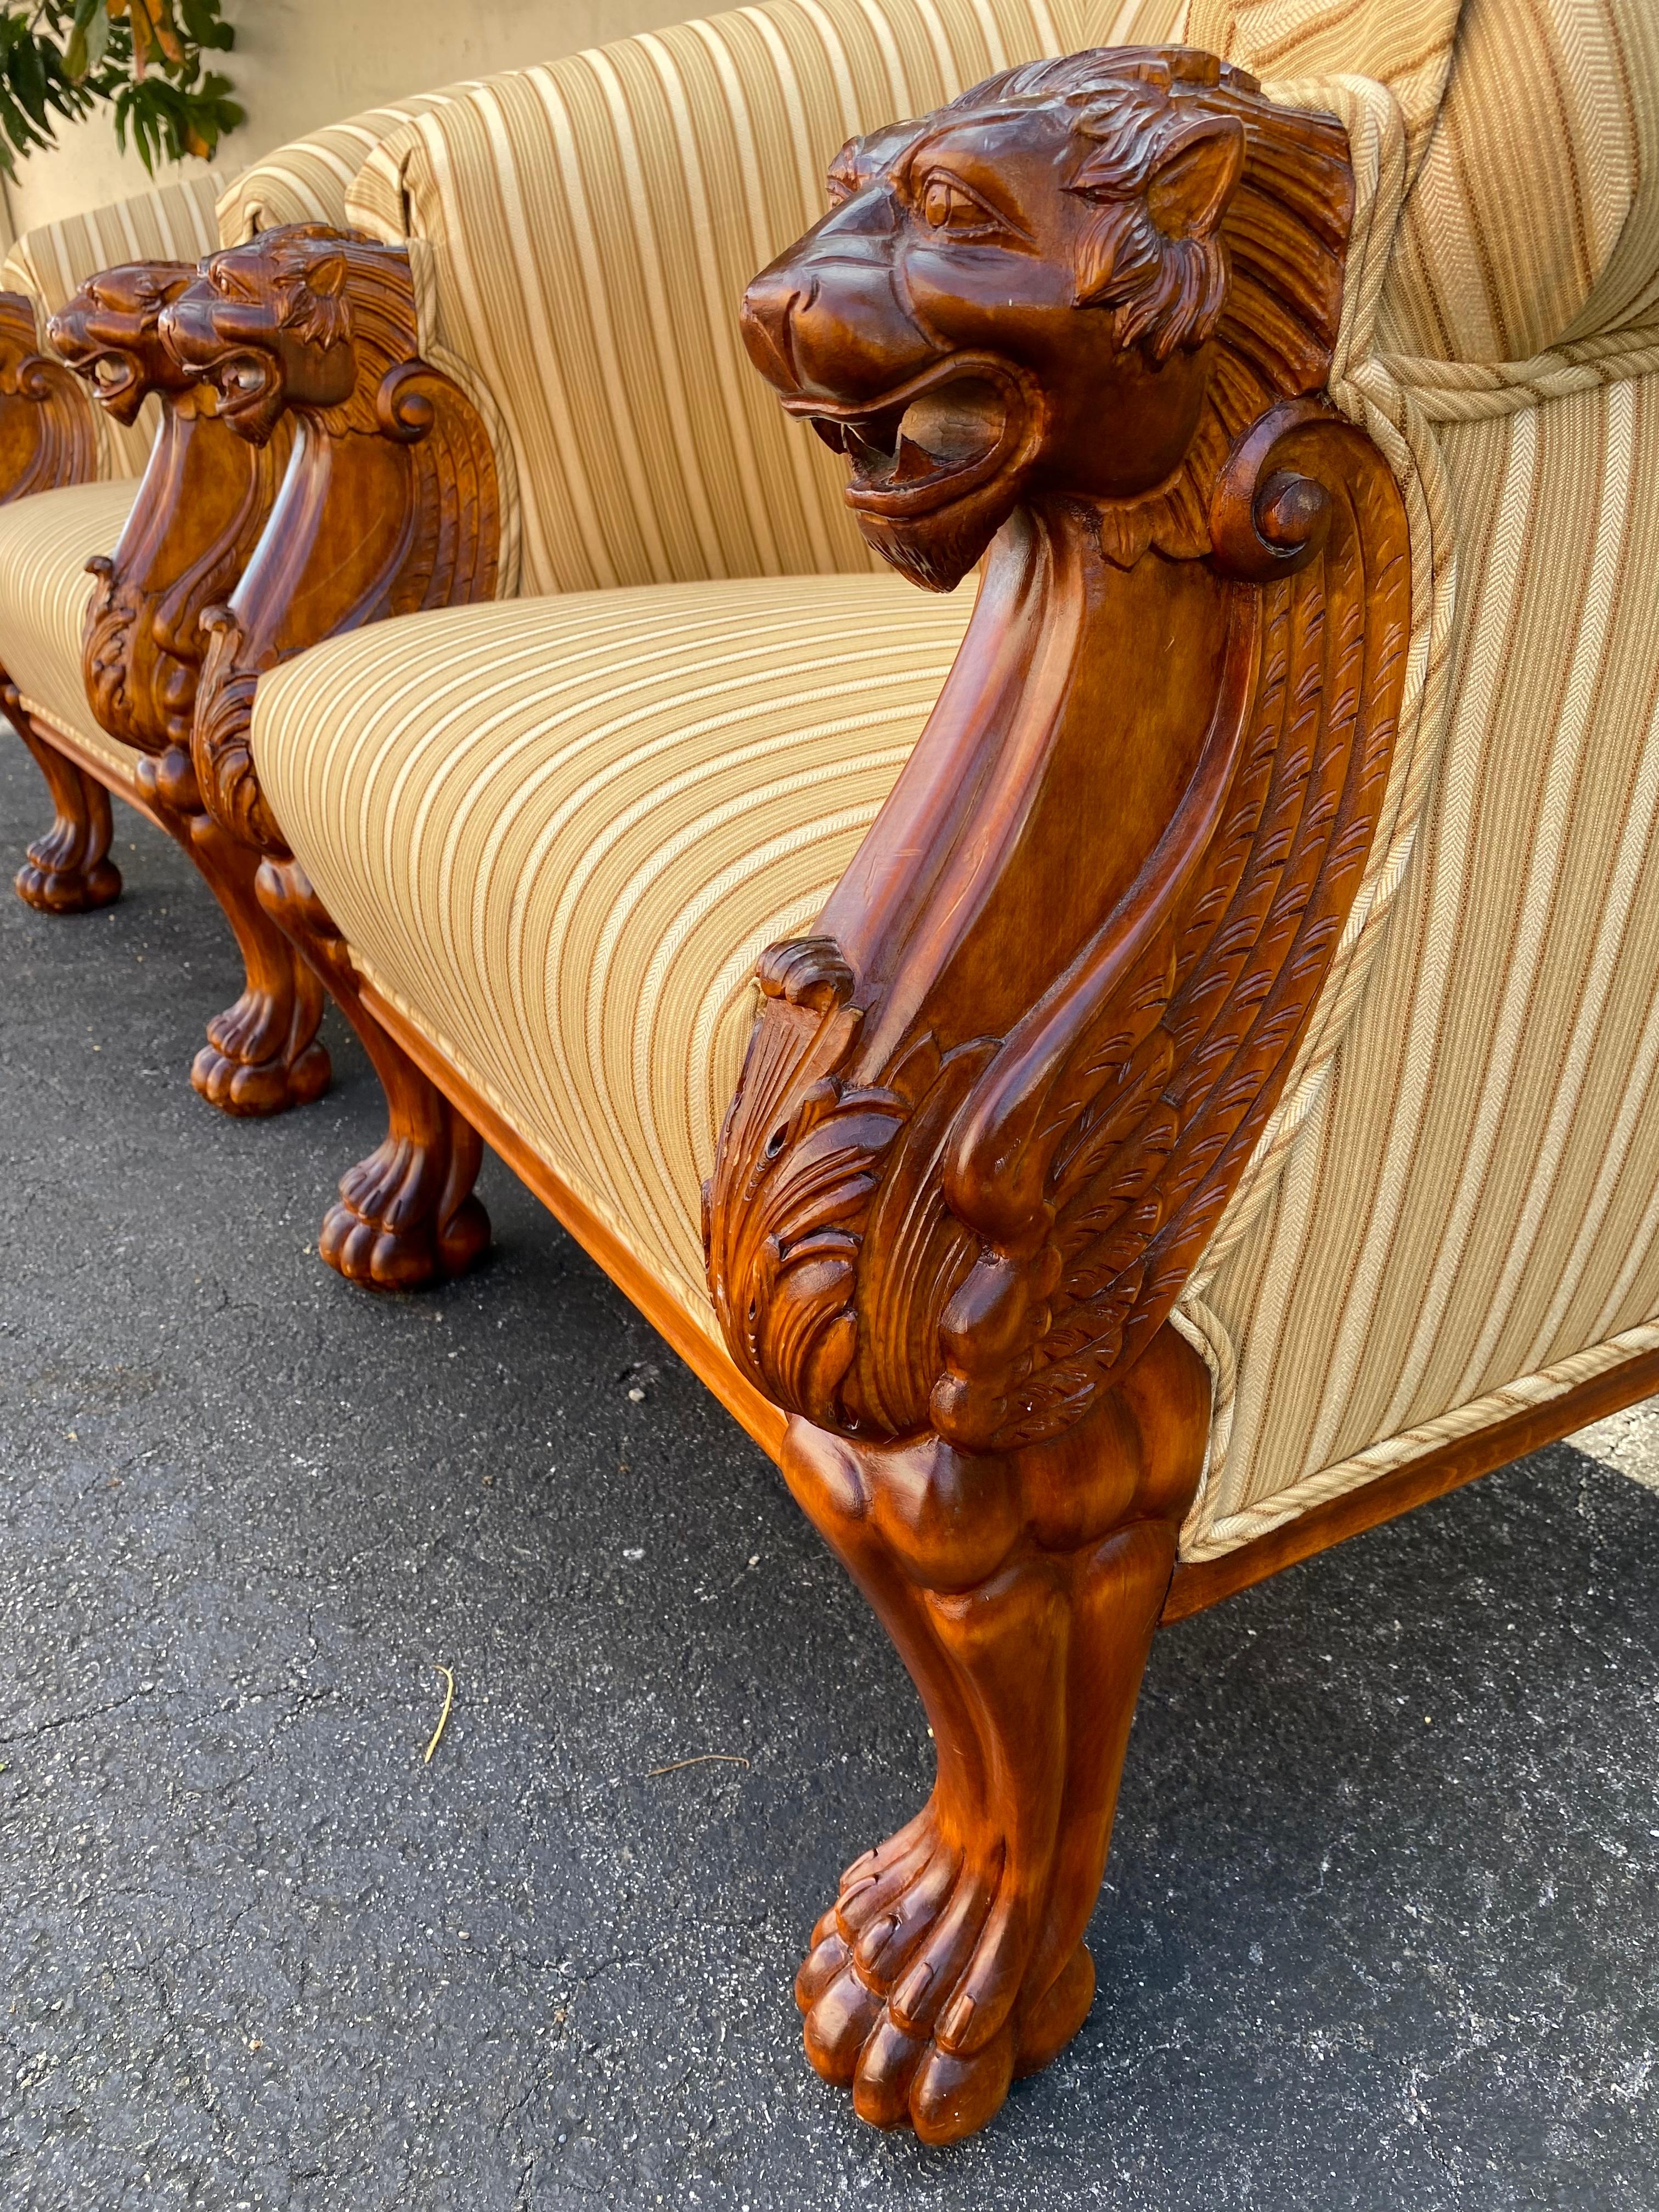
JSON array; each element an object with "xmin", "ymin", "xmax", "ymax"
[
  {"xmin": 1146, "ymin": 117, "xmax": 1244, "ymax": 241},
  {"xmin": 279, "ymin": 252, "xmax": 353, "ymax": 349},
  {"xmin": 302, "ymin": 252, "xmax": 349, "ymax": 301}
]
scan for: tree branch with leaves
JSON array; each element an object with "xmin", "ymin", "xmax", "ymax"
[{"xmin": 0, "ymin": 1, "xmax": 242, "ymax": 179}]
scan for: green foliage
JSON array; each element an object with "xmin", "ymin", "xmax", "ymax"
[{"xmin": 0, "ymin": 1, "xmax": 244, "ymax": 180}]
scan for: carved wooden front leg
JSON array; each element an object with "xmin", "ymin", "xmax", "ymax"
[
  {"xmin": 788, "ymin": 1325, "xmax": 1209, "ymax": 2143},
  {"xmin": 257, "ymin": 856, "xmax": 488, "ymax": 1287},
  {"xmin": 133, "ymin": 744, "xmax": 329, "ymax": 1115},
  {"xmin": 154, "ymin": 227, "xmax": 502, "ymax": 1287},
  {"xmin": 9, "ymin": 707, "xmax": 121, "ymax": 915}
]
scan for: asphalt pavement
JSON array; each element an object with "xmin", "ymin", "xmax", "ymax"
[{"xmin": 3, "ymin": 732, "xmax": 1657, "ymax": 2211}]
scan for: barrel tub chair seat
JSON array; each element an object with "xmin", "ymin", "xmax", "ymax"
[{"xmin": 248, "ymin": 573, "xmax": 973, "ymax": 1415}]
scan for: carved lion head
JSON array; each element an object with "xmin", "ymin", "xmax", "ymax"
[
  {"xmin": 48, "ymin": 262, "xmax": 198, "ymax": 426},
  {"xmin": 742, "ymin": 48, "xmax": 1349, "ymax": 589},
  {"xmin": 158, "ymin": 225, "xmax": 397, "ymax": 445}
]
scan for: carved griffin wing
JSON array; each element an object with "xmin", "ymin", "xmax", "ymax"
[
  {"xmin": 707, "ymin": 49, "xmax": 1413, "ymax": 1459},
  {"xmin": 939, "ymin": 411, "xmax": 1410, "ymax": 1451}
]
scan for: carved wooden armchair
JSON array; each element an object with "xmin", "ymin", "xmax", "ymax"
[
  {"xmin": 0, "ymin": 97, "xmax": 451, "ymax": 1101},
  {"xmin": 20, "ymin": 0, "xmax": 1659, "ymax": 2149}
]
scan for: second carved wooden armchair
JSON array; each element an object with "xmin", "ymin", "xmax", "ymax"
[
  {"xmin": 0, "ymin": 95, "xmax": 463, "ymax": 1104},
  {"xmin": 10, "ymin": 0, "xmax": 1659, "ymax": 2151}
]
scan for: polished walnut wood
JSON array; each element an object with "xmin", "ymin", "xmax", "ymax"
[
  {"xmin": 7, "ymin": 674, "xmax": 121, "ymax": 913},
  {"xmin": 709, "ymin": 48, "xmax": 1409, "ymax": 2141},
  {"xmin": 159, "ymin": 227, "xmax": 502, "ymax": 1285},
  {"xmin": 45, "ymin": 261, "xmax": 330, "ymax": 1116},
  {"xmin": 0, "ymin": 290, "xmax": 98, "ymax": 503}
]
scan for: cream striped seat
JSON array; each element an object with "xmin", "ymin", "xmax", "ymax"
[
  {"xmin": 0, "ymin": 478, "xmax": 141, "ymax": 773},
  {"xmin": 252, "ymin": 576, "xmax": 972, "ymax": 1330}
]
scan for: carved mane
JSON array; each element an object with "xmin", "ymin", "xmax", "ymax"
[
  {"xmin": 0, "ymin": 290, "xmax": 98, "ymax": 501},
  {"xmin": 923, "ymin": 47, "xmax": 1353, "ymax": 569},
  {"xmin": 707, "ymin": 47, "xmax": 1410, "ymax": 1457}
]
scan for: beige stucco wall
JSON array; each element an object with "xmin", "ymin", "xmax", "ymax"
[{"xmin": 0, "ymin": 0, "xmax": 696, "ymax": 235}]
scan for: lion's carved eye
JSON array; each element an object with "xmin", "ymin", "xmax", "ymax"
[
  {"xmin": 916, "ymin": 171, "xmax": 1016, "ymax": 241},
  {"xmin": 825, "ymin": 136, "xmax": 863, "ymax": 207}
]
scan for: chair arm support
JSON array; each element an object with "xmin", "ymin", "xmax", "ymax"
[
  {"xmin": 700, "ymin": 47, "xmax": 1413, "ymax": 2147},
  {"xmin": 0, "ymin": 291, "xmax": 98, "ymax": 503},
  {"xmin": 153, "ymin": 225, "xmax": 501, "ymax": 856},
  {"xmin": 46, "ymin": 262, "xmax": 294, "ymax": 780}
]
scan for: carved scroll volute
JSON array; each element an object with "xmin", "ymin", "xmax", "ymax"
[
  {"xmin": 47, "ymin": 262, "xmax": 296, "ymax": 772},
  {"xmin": 0, "ymin": 290, "xmax": 99, "ymax": 502},
  {"xmin": 151, "ymin": 226, "xmax": 501, "ymax": 856},
  {"xmin": 708, "ymin": 46, "xmax": 1411, "ymax": 1458}
]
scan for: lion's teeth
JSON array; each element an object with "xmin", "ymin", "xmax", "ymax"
[{"xmin": 891, "ymin": 436, "xmax": 937, "ymax": 483}]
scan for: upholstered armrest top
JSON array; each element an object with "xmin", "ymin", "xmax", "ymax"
[{"xmin": 1, "ymin": 170, "xmax": 224, "ymax": 477}]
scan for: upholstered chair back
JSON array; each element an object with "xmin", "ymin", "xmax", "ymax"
[
  {"xmin": 1374, "ymin": 0, "xmax": 1659, "ymax": 362},
  {"xmin": 342, "ymin": 0, "xmax": 1117, "ymax": 598}
]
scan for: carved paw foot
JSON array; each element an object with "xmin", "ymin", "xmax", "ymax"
[
  {"xmin": 192, "ymin": 998, "xmax": 331, "ymax": 1118},
  {"xmin": 15, "ymin": 841, "xmax": 122, "ymax": 914},
  {"xmin": 11, "ymin": 735, "xmax": 121, "ymax": 913},
  {"xmin": 795, "ymin": 1805, "xmax": 1094, "ymax": 2144},
  {"xmin": 320, "ymin": 1122, "xmax": 490, "ymax": 1291}
]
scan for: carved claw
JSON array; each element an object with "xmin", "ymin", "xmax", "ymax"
[
  {"xmin": 10, "ymin": 713, "xmax": 121, "ymax": 914},
  {"xmin": 321, "ymin": 1114, "xmax": 490, "ymax": 1290},
  {"xmin": 192, "ymin": 1018, "xmax": 331, "ymax": 1119},
  {"xmin": 253, "ymin": 856, "xmax": 492, "ymax": 1292},
  {"xmin": 798, "ymin": 1795, "xmax": 1091, "ymax": 2142}
]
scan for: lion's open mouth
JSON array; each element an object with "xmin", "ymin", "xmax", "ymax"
[
  {"xmin": 786, "ymin": 354, "xmax": 1031, "ymax": 517},
  {"xmin": 208, "ymin": 350, "xmax": 276, "ymax": 426},
  {"xmin": 89, "ymin": 353, "xmax": 140, "ymax": 405}
]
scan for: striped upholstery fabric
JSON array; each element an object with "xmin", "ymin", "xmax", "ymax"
[
  {"xmin": 216, "ymin": 98, "xmax": 469, "ymax": 245},
  {"xmin": 0, "ymin": 478, "xmax": 144, "ymax": 778},
  {"xmin": 1, "ymin": 173, "xmax": 224, "ymax": 478},
  {"xmin": 1376, "ymin": 0, "xmax": 1659, "ymax": 362},
  {"xmin": 1190, "ymin": 376, "xmax": 1659, "ymax": 1551},
  {"xmin": 252, "ymin": 578, "xmax": 972, "ymax": 1329},
  {"xmin": 342, "ymin": 0, "xmax": 1099, "ymax": 596}
]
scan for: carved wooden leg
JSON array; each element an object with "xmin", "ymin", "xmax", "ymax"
[
  {"xmin": 785, "ymin": 1324, "xmax": 1210, "ymax": 2144},
  {"xmin": 256, "ymin": 855, "xmax": 489, "ymax": 1290},
  {"xmin": 133, "ymin": 748, "xmax": 331, "ymax": 1118},
  {"xmin": 10, "ymin": 715, "xmax": 121, "ymax": 915}
]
